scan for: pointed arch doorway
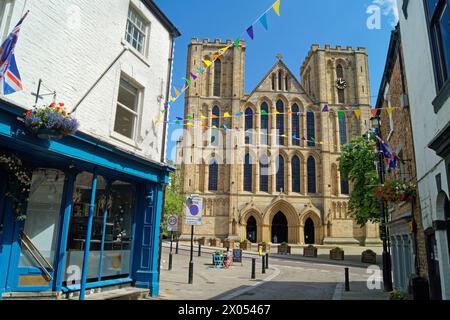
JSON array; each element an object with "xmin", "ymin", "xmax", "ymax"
[
  {"xmin": 271, "ymin": 212, "xmax": 288, "ymax": 244},
  {"xmin": 246, "ymin": 216, "xmax": 258, "ymax": 243},
  {"xmin": 304, "ymin": 218, "xmax": 315, "ymax": 244}
]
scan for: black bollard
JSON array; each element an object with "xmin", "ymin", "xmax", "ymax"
[
  {"xmin": 251, "ymin": 258, "xmax": 256, "ymax": 279},
  {"xmin": 345, "ymin": 268, "xmax": 350, "ymax": 292},
  {"xmin": 175, "ymin": 239, "xmax": 179, "ymax": 254},
  {"xmin": 168, "ymin": 252, "xmax": 173, "ymax": 271},
  {"xmin": 265, "ymin": 253, "xmax": 269, "ymax": 269},
  {"xmin": 262, "ymin": 255, "xmax": 266, "ymax": 274},
  {"xmin": 198, "ymin": 244, "xmax": 202, "ymax": 257}
]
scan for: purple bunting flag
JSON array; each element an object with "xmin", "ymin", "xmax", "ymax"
[{"xmin": 247, "ymin": 26, "xmax": 254, "ymax": 40}]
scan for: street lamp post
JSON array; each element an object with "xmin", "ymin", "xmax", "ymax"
[{"xmin": 372, "ymin": 114, "xmax": 393, "ymax": 292}]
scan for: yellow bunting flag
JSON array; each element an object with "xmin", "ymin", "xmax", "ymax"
[
  {"xmin": 354, "ymin": 108, "xmax": 362, "ymax": 120},
  {"xmin": 212, "ymin": 114, "xmax": 219, "ymax": 119},
  {"xmin": 186, "ymin": 122, "xmax": 194, "ymax": 127},
  {"xmin": 174, "ymin": 87, "xmax": 180, "ymax": 97},
  {"xmin": 275, "ymin": 111, "xmax": 281, "ymax": 115},
  {"xmin": 219, "ymin": 46, "xmax": 229, "ymax": 54},
  {"xmin": 224, "ymin": 112, "xmax": 231, "ymax": 118},
  {"xmin": 169, "ymin": 95, "xmax": 176, "ymax": 102},
  {"xmin": 387, "ymin": 107, "xmax": 394, "ymax": 115},
  {"xmin": 200, "ymin": 115, "xmax": 208, "ymax": 120},
  {"xmin": 203, "ymin": 59, "xmax": 213, "ymax": 67},
  {"xmin": 273, "ymin": 0, "xmax": 281, "ymax": 16},
  {"xmin": 212, "ymin": 125, "xmax": 218, "ymax": 129}
]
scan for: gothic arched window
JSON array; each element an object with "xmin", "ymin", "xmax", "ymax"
[
  {"xmin": 261, "ymin": 102, "xmax": 269, "ymax": 145},
  {"xmin": 292, "ymin": 155, "xmax": 301, "ymax": 193},
  {"xmin": 339, "ymin": 114, "xmax": 347, "ymax": 145},
  {"xmin": 307, "ymin": 110, "xmax": 315, "ymax": 147},
  {"xmin": 276, "ymin": 155, "xmax": 285, "ymax": 192},
  {"xmin": 245, "ymin": 108, "xmax": 254, "ymax": 145},
  {"xmin": 278, "ymin": 70, "xmax": 283, "ymax": 90},
  {"xmin": 211, "ymin": 106, "xmax": 220, "ymax": 146},
  {"xmin": 244, "ymin": 154, "xmax": 253, "ymax": 192},
  {"xmin": 285, "ymin": 75, "xmax": 290, "ymax": 91},
  {"xmin": 209, "ymin": 160, "xmax": 218, "ymax": 191},
  {"xmin": 341, "ymin": 178, "xmax": 349, "ymax": 195},
  {"xmin": 272, "ymin": 74, "xmax": 276, "ymax": 91},
  {"xmin": 214, "ymin": 59, "xmax": 222, "ymax": 97},
  {"xmin": 276, "ymin": 100, "xmax": 285, "ymax": 145},
  {"xmin": 260, "ymin": 154, "xmax": 269, "ymax": 192},
  {"xmin": 307, "ymin": 156, "xmax": 316, "ymax": 193},
  {"xmin": 292, "ymin": 104, "xmax": 300, "ymax": 146},
  {"xmin": 336, "ymin": 64, "xmax": 345, "ymax": 104}
]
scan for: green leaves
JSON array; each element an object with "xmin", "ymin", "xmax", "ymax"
[
  {"xmin": 338, "ymin": 136, "xmax": 380, "ymax": 226},
  {"xmin": 163, "ymin": 165, "xmax": 185, "ymax": 236}
]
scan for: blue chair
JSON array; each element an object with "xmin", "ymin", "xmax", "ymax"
[{"xmin": 213, "ymin": 254, "xmax": 224, "ymax": 269}]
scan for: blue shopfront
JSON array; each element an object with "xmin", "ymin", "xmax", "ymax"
[{"xmin": 0, "ymin": 99, "xmax": 171, "ymax": 299}]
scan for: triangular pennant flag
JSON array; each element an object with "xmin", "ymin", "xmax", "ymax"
[
  {"xmin": 293, "ymin": 134, "xmax": 298, "ymax": 140},
  {"xmin": 223, "ymin": 125, "xmax": 229, "ymax": 131},
  {"xmin": 203, "ymin": 59, "xmax": 212, "ymax": 67},
  {"xmin": 176, "ymin": 117, "xmax": 184, "ymax": 121},
  {"xmin": 197, "ymin": 67, "xmax": 205, "ymax": 74},
  {"xmin": 200, "ymin": 122, "xmax": 207, "ymax": 128},
  {"xmin": 354, "ymin": 108, "xmax": 362, "ymax": 120},
  {"xmin": 311, "ymin": 137, "xmax": 316, "ymax": 143},
  {"xmin": 190, "ymin": 72, "xmax": 198, "ymax": 80},
  {"xmin": 338, "ymin": 111, "xmax": 345, "ymax": 120},
  {"xmin": 212, "ymin": 125, "xmax": 218, "ymax": 129},
  {"xmin": 275, "ymin": 111, "xmax": 281, "ymax": 115},
  {"xmin": 164, "ymin": 103, "xmax": 169, "ymax": 110},
  {"xmin": 219, "ymin": 46, "xmax": 229, "ymax": 54},
  {"xmin": 302, "ymin": 136, "xmax": 306, "ymax": 141},
  {"xmin": 273, "ymin": 0, "xmax": 281, "ymax": 16},
  {"xmin": 183, "ymin": 78, "xmax": 192, "ymax": 86},
  {"xmin": 174, "ymin": 87, "xmax": 181, "ymax": 97},
  {"xmin": 169, "ymin": 95, "xmax": 176, "ymax": 102},
  {"xmin": 235, "ymin": 112, "xmax": 242, "ymax": 117},
  {"xmin": 322, "ymin": 105, "xmax": 329, "ymax": 112},
  {"xmin": 224, "ymin": 112, "xmax": 231, "ymax": 118},
  {"xmin": 371, "ymin": 108, "xmax": 378, "ymax": 117},
  {"xmin": 186, "ymin": 122, "xmax": 194, "ymax": 127},
  {"xmin": 261, "ymin": 110, "xmax": 268, "ymax": 116},
  {"xmin": 387, "ymin": 107, "xmax": 394, "ymax": 115},
  {"xmin": 234, "ymin": 39, "xmax": 240, "ymax": 48},
  {"xmin": 246, "ymin": 26, "xmax": 254, "ymax": 40},
  {"xmin": 200, "ymin": 115, "xmax": 208, "ymax": 120},
  {"xmin": 259, "ymin": 13, "xmax": 268, "ymax": 30},
  {"xmin": 182, "ymin": 86, "xmax": 189, "ymax": 92},
  {"xmin": 187, "ymin": 116, "xmax": 194, "ymax": 121},
  {"xmin": 212, "ymin": 114, "xmax": 219, "ymax": 119},
  {"xmin": 175, "ymin": 120, "xmax": 181, "ymax": 125},
  {"xmin": 212, "ymin": 53, "xmax": 220, "ymax": 59}
]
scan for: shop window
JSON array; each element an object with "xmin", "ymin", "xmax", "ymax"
[
  {"xmin": 114, "ymin": 78, "xmax": 140, "ymax": 140},
  {"xmin": 125, "ymin": 6, "xmax": 149, "ymax": 55},
  {"xmin": 20, "ymin": 169, "xmax": 65, "ymax": 267}
]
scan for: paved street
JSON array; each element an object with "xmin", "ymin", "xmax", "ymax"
[{"xmin": 156, "ymin": 242, "xmax": 388, "ymax": 301}]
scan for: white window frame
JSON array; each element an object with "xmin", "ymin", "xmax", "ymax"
[
  {"xmin": 125, "ymin": 5, "xmax": 150, "ymax": 57},
  {"xmin": 0, "ymin": 0, "xmax": 14, "ymax": 42},
  {"xmin": 112, "ymin": 76, "xmax": 142, "ymax": 144}
]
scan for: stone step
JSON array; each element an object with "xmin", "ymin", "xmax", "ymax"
[{"xmin": 83, "ymin": 287, "xmax": 149, "ymax": 300}]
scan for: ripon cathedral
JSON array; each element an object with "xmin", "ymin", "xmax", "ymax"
[{"xmin": 176, "ymin": 38, "xmax": 382, "ymax": 246}]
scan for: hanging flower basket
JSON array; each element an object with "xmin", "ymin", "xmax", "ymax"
[
  {"xmin": 24, "ymin": 102, "xmax": 79, "ymax": 140},
  {"xmin": 373, "ymin": 181, "xmax": 416, "ymax": 203},
  {"xmin": 0, "ymin": 151, "xmax": 32, "ymax": 221}
]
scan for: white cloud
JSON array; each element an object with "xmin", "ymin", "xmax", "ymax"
[{"xmin": 373, "ymin": 0, "xmax": 399, "ymax": 27}]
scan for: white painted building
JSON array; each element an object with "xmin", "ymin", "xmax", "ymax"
[
  {"xmin": 396, "ymin": 0, "xmax": 450, "ymax": 300},
  {"xmin": 0, "ymin": 0, "xmax": 180, "ymax": 163}
]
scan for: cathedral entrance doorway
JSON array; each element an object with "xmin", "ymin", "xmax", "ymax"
[
  {"xmin": 246, "ymin": 216, "xmax": 258, "ymax": 243},
  {"xmin": 271, "ymin": 212, "xmax": 288, "ymax": 244},
  {"xmin": 304, "ymin": 218, "xmax": 315, "ymax": 244}
]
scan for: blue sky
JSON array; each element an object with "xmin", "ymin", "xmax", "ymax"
[{"xmin": 155, "ymin": 0, "xmax": 398, "ymax": 161}]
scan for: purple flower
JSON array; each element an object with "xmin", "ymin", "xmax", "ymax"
[
  {"xmin": 44, "ymin": 111, "xmax": 64, "ymax": 129},
  {"xmin": 60, "ymin": 118, "xmax": 79, "ymax": 134}
]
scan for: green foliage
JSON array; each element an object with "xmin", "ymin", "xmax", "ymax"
[
  {"xmin": 339, "ymin": 136, "xmax": 380, "ymax": 226},
  {"xmin": 162, "ymin": 165, "xmax": 185, "ymax": 237}
]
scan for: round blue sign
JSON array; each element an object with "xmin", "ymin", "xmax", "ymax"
[{"xmin": 190, "ymin": 205, "xmax": 200, "ymax": 216}]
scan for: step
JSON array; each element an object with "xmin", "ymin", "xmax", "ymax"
[
  {"xmin": 2, "ymin": 291, "xmax": 62, "ymax": 300},
  {"xmin": 83, "ymin": 287, "xmax": 149, "ymax": 300}
]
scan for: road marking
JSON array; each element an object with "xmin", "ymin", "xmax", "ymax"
[
  {"xmin": 332, "ymin": 283, "xmax": 344, "ymax": 300},
  {"xmin": 217, "ymin": 266, "xmax": 281, "ymax": 301}
]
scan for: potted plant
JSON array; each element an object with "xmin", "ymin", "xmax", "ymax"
[
  {"xmin": 303, "ymin": 244, "xmax": 318, "ymax": 258},
  {"xmin": 278, "ymin": 242, "xmax": 291, "ymax": 255},
  {"xmin": 373, "ymin": 181, "xmax": 417, "ymax": 203},
  {"xmin": 24, "ymin": 102, "xmax": 79, "ymax": 140},
  {"xmin": 198, "ymin": 237, "xmax": 207, "ymax": 246},
  {"xmin": 330, "ymin": 247, "xmax": 345, "ymax": 260},
  {"xmin": 222, "ymin": 238, "xmax": 235, "ymax": 249},
  {"xmin": 240, "ymin": 239, "xmax": 251, "ymax": 250},
  {"xmin": 209, "ymin": 238, "xmax": 220, "ymax": 247},
  {"xmin": 361, "ymin": 249, "xmax": 377, "ymax": 264},
  {"xmin": 389, "ymin": 290, "xmax": 410, "ymax": 300}
]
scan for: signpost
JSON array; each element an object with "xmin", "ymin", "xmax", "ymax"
[
  {"xmin": 167, "ymin": 215, "xmax": 178, "ymax": 271},
  {"xmin": 185, "ymin": 195, "xmax": 204, "ymax": 284}
]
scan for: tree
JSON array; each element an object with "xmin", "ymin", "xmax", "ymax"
[
  {"xmin": 339, "ymin": 135, "xmax": 380, "ymax": 225},
  {"xmin": 163, "ymin": 163, "xmax": 185, "ymax": 237}
]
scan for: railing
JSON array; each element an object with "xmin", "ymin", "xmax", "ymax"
[{"xmin": 20, "ymin": 232, "xmax": 54, "ymax": 281}]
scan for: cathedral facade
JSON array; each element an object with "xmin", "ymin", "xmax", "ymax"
[{"xmin": 176, "ymin": 38, "xmax": 381, "ymax": 246}]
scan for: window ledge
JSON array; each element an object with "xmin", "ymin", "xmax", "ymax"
[
  {"xmin": 433, "ymin": 79, "xmax": 450, "ymax": 113},
  {"xmin": 110, "ymin": 131, "xmax": 141, "ymax": 150},
  {"xmin": 121, "ymin": 39, "xmax": 151, "ymax": 68}
]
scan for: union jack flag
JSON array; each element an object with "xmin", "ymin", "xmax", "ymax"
[{"xmin": 0, "ymin": 11, "xmax": 29, "ymax": 96}]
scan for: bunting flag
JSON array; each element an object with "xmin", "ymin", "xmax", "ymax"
[
  {"xmin": 302, "ymin": 136, "xmax": 307, "ymax": 141},
  {"xmin": 212, "ymin": 114, "xmax": 219, "ymax": 119},
  {"xmin": 164, "ymin": 103, "xmax": 169, "ymax": 110},
  {"xmin": 197, "ymin": 67, "xmax": 205, "ymax": 74},
  {"xmin": 224, "ymin": 112, "xmax": 231, "ymax": 118},
  {"xmin": 260, "ymin": 13, "xmax": 268, "ymax": 30},
  {"xmin": 169, "ymin": 95, "xmax": 176, "ymax": 102},
  {"xmin": 234, "ymin": 39, "xmax": 240, "ymax": 48},
  {"xmin": 212, "ymin": 53, "xmax": 220, "ymax": 59},
  {"xmin": 200, "ymin": 115, "xmax": 208, "ymax": 120},
  {"xmin": 224, "ymin": 125, "xmax": 229, "ymax": 131},
  {"xmin": 174, "ymin": 87, "xmax": 181, "ymax": 97},
  {"xmin": 387, "ymin": 107, "xmax": 394, "ymax": 115},
  {"xmin": 182, "ymin": 86, "xmax": 189, "ymax": 92},
  {"xmin": 247, "ymin": 26, "xmax": 254, "ymax": 40},
  {"xmin": 235, "ymin": 127, "xmax": 241, "ymax": 131},
  {"xmin": 219, "ymin": 46, "xmax": 229, "ymax": 54},
  {"xmin": 236, "ymin": 112, "xmax": 242, "ymax": 117},
  {"xmin": 190, "ymin": 72, "xmax": 198, "ymax": 80},
  {"xmin": 322, "ymin": 105, "xmax": 329, "ymax": 112},
  {"xmin": 261, "ymin": 110, "xmax": 268, "ymax": 116},
  {"xmin": 338, "ymin": 111, "xmax": 345, "ymax": 120},
  {"xmin": 371, "ymin": 109, "xmax": 378, "ymax": 117},
  {"xmin": 273, "ymin": 0, "xmax": 281, "ymax": 16},
  {"xmin": 212, "ymin": 125, "xmax": 218, "ymax": 129},
  {"xmin": 203, "ymin": 59, "xmax": 213, "ymax": 67},
  {"xmin": 354, "ymin": 108, "xmax": 362, "ymax": 120},
  {"xmin": 183, "ymin": 78, "xmax": 192, "ymax": 86},
  {"xmin": 186, "ymin": 122, "xmax": 194, "ymax": 127}
]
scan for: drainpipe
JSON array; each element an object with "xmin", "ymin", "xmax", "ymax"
[{"xmin": 157, "ymin": 34, "xmax": 176, "ymax": 284}]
